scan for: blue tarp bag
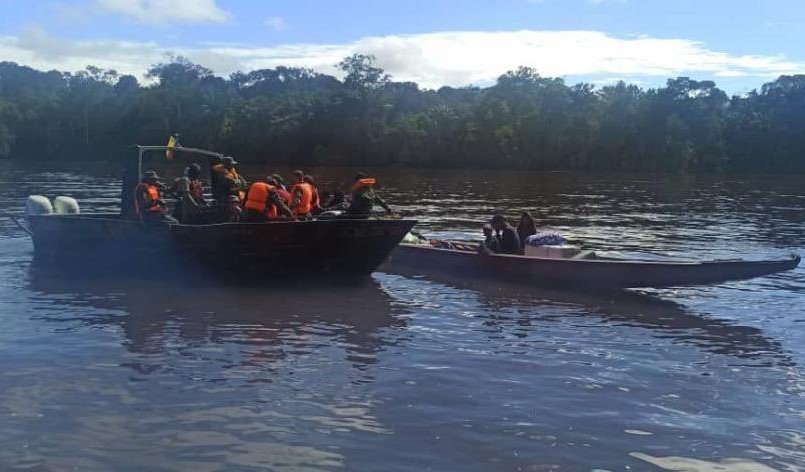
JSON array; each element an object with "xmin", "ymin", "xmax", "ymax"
[{"xmin": 526, "ymin": 232, "xmax": 566, "ymax": 247}]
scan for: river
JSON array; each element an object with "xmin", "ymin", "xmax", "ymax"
[{"xmin": 0, "ymin": 160, "xmax": 804, "ymax": 471}]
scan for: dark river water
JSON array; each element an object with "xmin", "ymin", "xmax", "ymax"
[{"xmin": 1, "ymin": 161, "xmax": 804, "ymax": 471}]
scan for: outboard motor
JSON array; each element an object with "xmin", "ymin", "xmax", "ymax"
[
  {"xmin": 25, "ymin": 195, "xmax": 53, "ymax": 216},
  {"xmin": 53, "ymin": 196, "xmax": 80, "ymax": 215}
]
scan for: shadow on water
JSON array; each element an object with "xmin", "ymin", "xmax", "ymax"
[
  {"xmin": 24, "ymin": 261, "xmax": 411, "ymax": 372},
  {"xmin": 383, "ymin": 269, "xmax": 794, "ymax": 367}
]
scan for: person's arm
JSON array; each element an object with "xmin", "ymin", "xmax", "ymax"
[
  {"xmin": 370, "ymin": 190, "xmax": 393, "ymax": 213},
  {"xmin": 290, "ymin": 187, "xmax": 303, "ymax": 211},
  {"xmin": 270, "ymin": 190, "xmax": 295, "ymax": 218}
]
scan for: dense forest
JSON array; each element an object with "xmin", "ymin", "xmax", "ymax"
[{"xmin": 1, "ymin": 54, "xmax": 804, "ymax": 173}]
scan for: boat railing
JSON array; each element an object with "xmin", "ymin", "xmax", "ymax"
[{"xmin": 136, "ymin": 145, "xmax": 224, "ymax": 178}]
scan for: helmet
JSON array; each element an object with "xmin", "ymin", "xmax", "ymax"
[
  {"xmin": 142, "ymin": 170, "xmax": 161, "ymax": 181},
  {"xmin": 222, "ymin": 156, "xmax": 238, "ymax": 166}
]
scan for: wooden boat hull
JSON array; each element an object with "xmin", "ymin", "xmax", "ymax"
[
  {"xmin": 383, "ymin": 244, "xmax": 800, "ymax": 289},
  {"xmin": 27, "ymin": 214, "xmax": 416, "ymax": 278}
]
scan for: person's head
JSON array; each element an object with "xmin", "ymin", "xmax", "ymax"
[
  {"xmin": 293, "ymin": 169, "xmax": 304, "ymax": 182},
  {"xmin": 519, "ymin": 211, "xmax": 536, "ymax": 230},
  {"xmin": 490, "ymin": 214, "xmax": 508, "ymax": 231},
  {"xmin": 210, "ymin": 156, "xmax": 222, "ymax": 166},
  {"xmin": 482, "ymin": 223, "xmax": 494, "ymax": 237},
  {"xmin": 186, "ymin": 163, "xmax": 202, "ymax": 179},
  {"xmin": 266, "ymin": 176, "xmax": 278, "ymax": 186},
  {"xmin": 355, "ymin": 172, "xmax": 367, "ymax": 182},
  {"xmin": 271, "ymin": 173, "xmax": 285, "ymax": 186},
  {"xmin": 303, "ymin": 174, "xmax": 315, "ymax": 185},
  {"xmin": 142, "ymin": 170, "xmax": 160, "ymax": 184},
  {"xmin": 222, "ymin": 156, "xmax": 237, "ymax": 169}
]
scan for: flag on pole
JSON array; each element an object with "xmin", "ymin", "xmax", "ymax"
[{"xmin": 166, "ymin": 134, "xmax": 177, "ymax": 160}]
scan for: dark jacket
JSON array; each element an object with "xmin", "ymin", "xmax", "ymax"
[
  {"xmin": 496, "ymin": 225, "xmax": 521, "ymax": 255},
  {"xmin": 348, "ymin": 186, "xmax": 390, "ymax": 215}
]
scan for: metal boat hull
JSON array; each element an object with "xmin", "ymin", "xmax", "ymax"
[
  {"xmin": 383, "ymin": 244, "xmax": 800, "ymax": 289},
  {"xmin": 28, "ymin": 214, "xmax": 416, "ymax": 278}
]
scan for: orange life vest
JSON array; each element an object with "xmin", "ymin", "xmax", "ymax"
[
  {"xmin": 351, "ymin": 178, "xmax": 376, "ymax": 194},
  {"xmin": 291, "ymin": 182, "xmax": 314, "ymax": 215},
  {"xmin": 244, "ymin": 182, "xmax": 279, "ymax": 219},
  {"xmin": 133, "ymin": 182, "xmax": 162, "ymax": 216},
  {"xmin": 229, "ymin": 169, "xmax": 246, "ymax": 201}
]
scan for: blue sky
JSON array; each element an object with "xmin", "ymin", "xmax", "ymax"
[{"xmin": 1, "ymin": 0, "xmax": 804, "ymax": 93}]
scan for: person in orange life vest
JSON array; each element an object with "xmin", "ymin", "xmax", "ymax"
[
  {"xmin": 303, "ymin": 174, "xmax": 323, "ymax": 214},
  {"xmin": 222, "ymin": 156, "xmax": 247, "ymax": 202},
  {"xmin": 209, "ymin": 155, "xmax": 228, "ymax": 202},
  {"xmin": 347, "ymin": 172, "xmax": 392, "ymax": 216},
  {"xmin": 169, "ymin": 163, "xmax": 206, "ymax": 223},
  {"xmin": 133, "ymin": 170, "xmax": 177, "ymax": 223},
  {"xmin": 244, "ymin": 177, "xmax": 294, "ymax": 222},
  {"xmin": 290, "ymin": 173, "xmax": 315, "ymax": 218},
  {"xmin": 270, "ymin": 173, "xmax": 292, "ymax": 203}
]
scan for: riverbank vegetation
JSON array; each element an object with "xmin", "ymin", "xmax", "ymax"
[{"xmin": 1, "ymin": 55, "xmax": 804, "ymax": 173}]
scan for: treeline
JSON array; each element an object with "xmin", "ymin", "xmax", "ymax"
[{"xmin": 1, "ymin": 55, "xmax": 804, "ymax": 173}]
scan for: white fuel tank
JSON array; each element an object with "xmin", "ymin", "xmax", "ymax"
[
  {"xmin": 25, "ymin": 195, "xmax": 53, "ymax": 216},
  {"xmin": 53, "ymin": 196, "xmax": 80, "ymax": 215}
]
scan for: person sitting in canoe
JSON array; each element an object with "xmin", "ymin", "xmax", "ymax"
[
  {"xmin": 133, "ymin": 170, "xmax": 177, "ymax": 224},
  {"xmin": 517, "ymin": 211, "xmax": 537, "ymax": 252},
  {"xmin": 347, "ymin": 172, "xmax": 393, "ymax": 217},
  {"xmin": 488, "ymin": 214, "xmax": 521, "ymax": 255},
  {"xmin": 478, "ymin": 223, "xmax": 500, "ymax": 254}
]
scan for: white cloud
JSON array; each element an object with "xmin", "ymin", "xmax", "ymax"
[
  {"xmin": 1, "ymin": 29, "xmax": 802, "ymax": 90},
  {"xmin": 94, "ymin": 0, "xmax": 229, "ymax": 24},
  {"xmin": 265, "ymin": 17, "xmax": 288, "ymax": 32}
]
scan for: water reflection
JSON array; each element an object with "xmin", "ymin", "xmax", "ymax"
[
  {"xmin": 26, "ymin": 265, "xmax": 409, "ymax": 372},
  {"xmin": 382, "ymin": 270, "xmax": 793, "ymax": 367}
]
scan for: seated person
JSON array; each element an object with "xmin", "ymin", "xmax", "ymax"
[
  {"xmin": 517, "ymin": 211, "xmax": 537, "ymax": 252},
  {"xmin": 478, "ymin": 223, "xmax": 500, "ymax": 254},
  {"xmin": 133, "ymin": 170, "xmax": 177, "ymax": 224},
  {"xmin": 490, "ymin": 214, "xmax": 521, "ymax": 255},
  {"xmin": 221, "ymin": 194, "xmax": 242, "ymax": 222},
  {"xmin": 243, "ymin": 177, "xmax": 294, "ymax": 222},
  {"xmin": 169, "ymin": 163, "xmax": 206, "ymax": 223},
  {"xmin": 347, "ymin": 173, "xmax": 393, "ymax": 217}
]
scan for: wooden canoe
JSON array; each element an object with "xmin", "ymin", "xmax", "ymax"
[{"xmin": 383, "ymin": 243, "xmax": 800, "ymax": 289}]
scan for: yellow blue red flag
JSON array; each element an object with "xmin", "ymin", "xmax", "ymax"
[{"xmin": 166, "ymin": 135, "xmax": 177, "ymax": 160}]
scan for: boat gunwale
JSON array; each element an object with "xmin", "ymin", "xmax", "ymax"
[
  {"xmin": 396, "ymin": 243, "xmax": 801, "ymax": 268},
  {"xmin": 27, "ymin": 213, "xmax": 417, "ymax": 229}
]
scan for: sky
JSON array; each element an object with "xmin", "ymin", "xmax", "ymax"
[{"xmin": 1, "ymin": 0, "xmax": 805, "ymax": 94}]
